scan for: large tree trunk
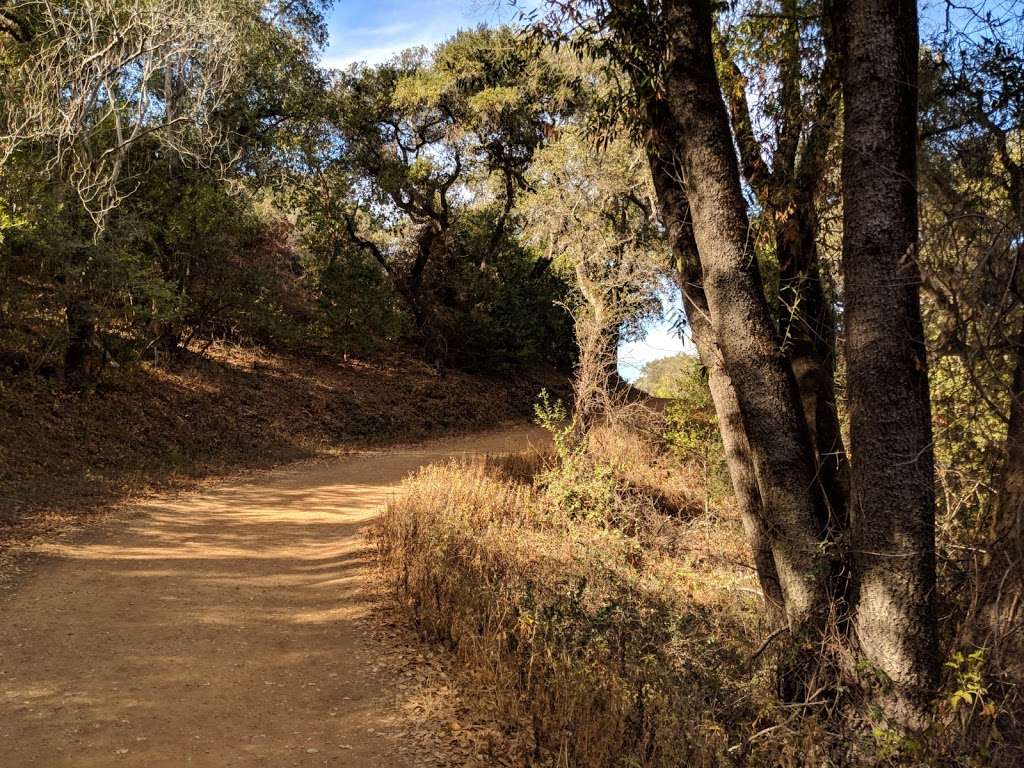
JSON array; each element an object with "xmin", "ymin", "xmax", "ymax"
[
  {"xmin": 661, "ymin": 0, "xmax": 831, "ymax": 636},
  {"xmin": 715, "ymin": 3, "xmax": 850, "ymax": 532},
  {"xmin": 647, "ymin": 139, "xmax": 785, "ymax": 622},
  {"xmin": 833, "ymin": 0, "xmax": 939, "ymax": 727}
]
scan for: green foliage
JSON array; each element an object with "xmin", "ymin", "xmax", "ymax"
[
  {"xmin": 634, "ymin": 352, "xmax": 700, "ymax": 398},
  {"xmin": 664, "ymin": 367, "xmax": 720, "ymax": 463},
  {"xmin": 946, "ymin": 650, "xmax": 989, "ymax": 713},
  {"xmin": 0, "ymin": 0, "xmax": 334, "ymax": 376},
  {"xmin": 310, "ymin": 27, "xmax": 577, "ymax": 371},
  {"xmin": 534, "ymin": 388, "xmax": 570, "ymax": 435},
  {"xmin": 428, "ymin": 212, "xmax": 576, "ymax": 372},
  {"xmin": 2, "ymin": 21, "xmax": 584, "ymax": 381},
  {"xmin": 310, "ymin": 249, "xmax": 408, "ymax": 357}
]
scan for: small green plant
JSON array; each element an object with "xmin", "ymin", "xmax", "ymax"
[
  {"xmin": 534, "ymin": 388, "xmax": 575, "ymax": 456},
  {"xmin": 855, "ymin": 656, "xmax": 894, "ymax": 692},
  {"xmin": 541, "ymin": 452, "xmax": 621, "ymax": 522},
  {"xmin": 662, "ymin": 364, "xmax": 730, "ymax": 509},
  {"xmin": 870, "ymin": 724, "xmax": 924, "ymax": 762},
  {"xmin": 946, "ymin": 649, "xmax": 989, "ymax": 712}
]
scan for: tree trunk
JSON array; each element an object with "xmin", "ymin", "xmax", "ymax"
[
  {"xmin": 833, "ymin": 0, "xmax": 939, "ymax": 727},
  {"xmin": 661, "ymin": 0, "xmax": 830, "ymax": 635},
  {"xmin": 716, "ymin": 0, "xmax": 849, "ymax": 532},
  {"xmin": 777, "ymin": 203, "xmax": 849, "ymax": 532},
  {"xmin": 647, "ymin": 139, "xmax": 785, "ymax": 622},
  {"xmin": 64, "ymin": 296, "xmax": 103, "ymax": 384}
]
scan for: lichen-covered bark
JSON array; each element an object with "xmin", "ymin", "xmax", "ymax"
[
  {"xmin": 646, "ymin": 137, "xmax": 784, "ymax": 621},
  {"xmin": 660, "ymin": 0, "xmax": 830, "ymax": 632},
  {"xmin": 832, "ymin": 0, "xmax": 939, "ymax": 726}
]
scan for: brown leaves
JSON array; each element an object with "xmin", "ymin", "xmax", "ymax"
[{"xmin": 361, "ymin": 570, "xmax": 539, "ymax": 768}]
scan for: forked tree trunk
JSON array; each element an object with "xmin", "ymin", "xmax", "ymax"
[
  {"xmin": 833, "ymin": 0, "xmax": 939, "ymax": 727},
  {"xmin": 661, "ymin": 0, "xmax": 831, "ymax": 636},
  {"xmin": 647, "ymin": 138, "xmax": 785, "ymax": 622},
  {"xmin": 777, "ymin": 204, "xmax": 849, "ymax": 533},
  {"xmin": 716, "ymin": 4, "xmax": 850, "ymax": 533}
]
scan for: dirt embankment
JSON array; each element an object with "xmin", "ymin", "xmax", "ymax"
[{"xmin": 0, "ymin": 343, "xmax": 564, "ymax": 552}]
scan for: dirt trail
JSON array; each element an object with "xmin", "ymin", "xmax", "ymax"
[{"xmin": 0, "ymin": 424, "xmax": 546, "ymax": 767}]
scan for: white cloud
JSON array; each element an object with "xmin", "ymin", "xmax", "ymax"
[
  {"xmin": 319, "ymin": 45, "xmax": 418, "ymax": 69},
  {"xmin": 348, "ymin": 22, "xmax": 418, "ymax": 38},
  {"xmin": 319, "ymin": 25, "xmax": 451, "ymax": 69}
]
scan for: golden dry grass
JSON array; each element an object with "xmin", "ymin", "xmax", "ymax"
[
  {"xmin": 374, "ymin": 416, "xmax": 1024, "ymax": 767},
  {"xmin": 372, "ymin": 417, "xmax": 836, "ymax": 767}
]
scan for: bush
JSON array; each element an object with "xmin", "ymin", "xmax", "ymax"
[
  {"xmin": 373, "ymin": 437, "xmax": 792, "ymax": 766},
  {"xmin": 637, "ymin": 355, "xmax": 731, "ymax": 507}
]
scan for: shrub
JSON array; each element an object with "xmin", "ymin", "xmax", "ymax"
[{"xmin": 374, "ymin": 450, "xmax": 784, "ymax": 766}]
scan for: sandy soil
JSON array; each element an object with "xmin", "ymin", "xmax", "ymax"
[{"xmin": 0, "ymin": 423, "xmax": 546, "ymax": 768}]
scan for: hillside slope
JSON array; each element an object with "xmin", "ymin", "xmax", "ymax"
[{"xmin": 0, "ymin": 343, "xmax": 563, "ymax": 553}]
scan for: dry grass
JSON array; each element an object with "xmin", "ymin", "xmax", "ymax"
[
  {"xmin": 373, "ymin": 416, "xmax": 849, "ymax": 767},
  {"xmin": 374, "ymin": 414, "xmax": 1024, "ymax": 766},
  {"xmin": 375, "ymin": 462, "xmax": 747, "ymax": 766},
  {"xmin": 585, "ymin": 421, "xmax": 714, "ymax": 519}
]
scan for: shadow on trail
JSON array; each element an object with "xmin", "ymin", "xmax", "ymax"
[{"xmin": 0, "ymin": 426, "xmax": 547, "ymax": 767}]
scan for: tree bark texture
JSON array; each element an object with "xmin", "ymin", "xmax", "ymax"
[
  {"xmin": 662, "ymin": 0, "xmax": 830, "ymax": 632},
  {"xmin": 776, "ymin": 201, "xmax": 850, "ymax": 533},
  {"xmin": 833, "ymin": 0, "xmax": 939, "ymax": 725},
  {"xmin": 647, "ymin": 137, "xmax": 785, "ymax": 621}
]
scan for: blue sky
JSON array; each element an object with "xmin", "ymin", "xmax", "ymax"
[
  {"xmin": 321, "ymin": 0, "xmax": 982, "ymax": 69},
  {"xmin": 321, "ymin": 1, "xmax": 535, "ymax": 68}
]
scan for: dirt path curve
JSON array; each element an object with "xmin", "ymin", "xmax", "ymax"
[{"xmin": 0, "ymin": 423, "xmax": 546, "ymax": 768}]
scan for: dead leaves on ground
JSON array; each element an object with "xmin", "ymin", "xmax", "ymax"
[{"xmin": 359, "ymin": 571, "xmax": 539, "ymax": 768}]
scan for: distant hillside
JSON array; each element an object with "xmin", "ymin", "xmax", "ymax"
[{"xmin": 632, "ymin": 353, "xmax": 700, "ymax": 397}]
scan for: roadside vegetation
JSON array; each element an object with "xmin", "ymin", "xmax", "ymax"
[
  {"xmin": 376, "ymin": 379, "xmax": 1018, "ymax": 767},
  {"xmin": 375, "ymin": 404, "xmax": 767, "ymax": 766},
  {"xmin": 373, "ymin": 1, "xmax": 1023, "ymax": 759},
  {"xmin": 2, "ymin": 0, "xmax": 1023, "ymax": 765}
]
